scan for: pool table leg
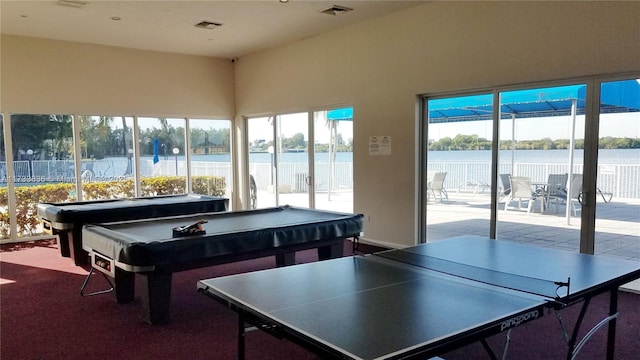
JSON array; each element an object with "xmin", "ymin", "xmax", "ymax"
[
  {"xmin": 317, "ymin": 241, "xmax": 344, "ymax": 260},
  {"xmin": 68, "ymin": 228, "xmax": 89, "ymax": 266},
  {"xmin": 113, "ymin": 268, "xmax": 135, "ymax": 303},
  {"xmin": 56, "ymin": 230, "xmax": 71, "ymax": 258},
  {"xmin": 275, "ymin": 253, "xmax": 296, "ymax": 267},
  {"xmin": 139, "ymin": 271, "xmax": 173, "ymax": 325}
]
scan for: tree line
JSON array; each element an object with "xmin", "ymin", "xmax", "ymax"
[
  {"xmin": 428, "ymin": 134, "xmax": 640, "ymax": 151},
  {"xmin": 6, "ymin": 115, "xmax": 352, "ymax": 161},
  {"xmin": 7, "ymin": 115, "xmax": 231, "ymax": 160},
  {"xmin": 6, "ymin": 115, "xmax": 631, "ymax": 160},
  {"xmin": 250, "ymin": 132, "xmax": 353, "ymax": 153}
]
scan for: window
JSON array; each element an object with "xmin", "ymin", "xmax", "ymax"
[
  {"xmin": 78, "ymin": 115, "xmax": 135, "ymax": 199},
  {"xmin": 138, "ymin": 117, "xmax": 187, "ymax": 195},
  {"xmin": 9, "ymin": 113, "xmax": 74, "ymax": 237},
  {"xmin": 189, "ymin": 119, "xmax": 232, "ymax": 201}
]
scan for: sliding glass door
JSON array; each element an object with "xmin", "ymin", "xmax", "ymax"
[
  {"xmin": 495, "ymin": 84, "xmax": 587, "ymax": 251},
  {"xmin": 275, "ymin": 112, "xmax": 310, "ymax": 208},
  {"xmin": 246, "ymin": 108, "xmax": 354, "ymax": 213},
  {"xmin": 422, "ymin": 78, "xmax": 639, "ymax": 259},
  {"xmin": 247, "ymin": 116, "xmax": 276, "ymax": 208},
  {"xmin": 313, "ymin": 108, "xmax": 354, "ymax": 213},
  {"xmin": 246, "ymin": 113, "xmax": 310, "ymax": 209},
  {"xmin": 424, "ymin": 94, "xmax": 494, "ymax": 242},
  {"xmin": 593, "ymin": 78, "xmax": 640, "ymax": 263}
]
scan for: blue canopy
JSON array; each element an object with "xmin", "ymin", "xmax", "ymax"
[
  {"xmin": 428, "ymin": 80, "xmax": 640, "ymax": 123},
  {"xmin": 327, "ymin": 107, "xmax": 353, "ymax": 121}
]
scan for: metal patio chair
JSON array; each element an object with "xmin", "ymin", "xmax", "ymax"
[
  {"xmin": 504, "ymin": 176, "xmax": 538, "ymax": 214},
  {"xmin": 427, "ymin": 172, "xmax": 448, "ymax": 203},
  {"xmin": 539, "ymin": 173, "xmax": 568, "ymax": 210},
  {"xmin": 498, "ymin": 174, "xmax": 511, "ymax": 201},
  {"xmin": 549, "ymin": 174, "xmax": 583, "ymax": 216}
]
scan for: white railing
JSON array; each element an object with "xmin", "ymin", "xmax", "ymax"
[
  {"xmin": 248, "ymin": 162, "xmax": 353, "ymax": 193},
  {"xmin": 428, "ymin": 162, "xmax": 640, "ymax": 199},
  {"xmin": 2, "ymin": 159, "xmax": 639, "ymax": 199}
]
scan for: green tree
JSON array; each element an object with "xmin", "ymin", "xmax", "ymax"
[
  {"xmin": 281, "ymin": 133, "xmax": 306, "ymax": 150},
  {"xmin": 10, "ymin": 114, "xmax": 73, "ymax": 160}
]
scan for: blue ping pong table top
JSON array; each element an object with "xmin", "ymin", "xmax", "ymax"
[{"xmin": 197, "ymin": 235, "xmax": 640, "ymax": 360}]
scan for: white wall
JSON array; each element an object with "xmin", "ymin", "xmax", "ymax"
[
  {"xmin": 234, "ymin": 1, "xmax": 640, "ymax": 247},
  {"xmin": 0, "ymin": 35, "xmax": 235, "ymax": 117}
]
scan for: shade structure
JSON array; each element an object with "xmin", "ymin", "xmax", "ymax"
[
  {"xmin": 426, "ymin": 79, "xmax": 640, "ymax": 224},
  {"xmin": 327, "ymin": 107, "xmax": 353, "ymax": 121},
  {"xmin": 428, "ymin": 80, "xmax": 640, "ymax": 123}
]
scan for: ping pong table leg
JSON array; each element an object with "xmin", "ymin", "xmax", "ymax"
[
  {"xmin": 565, "ymin": 291, "xmax": 619, "ymax": 360},
  {"xmin": 566, "ymin": 298, "xmax": 590, "ymax": 360},
  {"xmin": 479, "ymin": 339, "xmax": 499, "ymax": 360},
  {"xmin": 606, "ymin": 289, "xmax": 618, "ymax": 360},
  {"xmin": 238, "ymin": 313, "xmax": 246, "ymax": 360}
]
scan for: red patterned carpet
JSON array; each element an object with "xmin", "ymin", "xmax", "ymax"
[{"xmin": 1, "ymin": 239, "xmax": 639, "ymax": 360}]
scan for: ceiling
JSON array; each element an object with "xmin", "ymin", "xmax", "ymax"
[{"xmin": 0, "ymin": 0, "xmax": 427, "ymax": 58}]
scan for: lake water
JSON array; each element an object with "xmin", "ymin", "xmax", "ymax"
[
  {"xmin": 190, "ymin": 151, "xmax": 354, "ymax": 163},
  {"xmin": 193, "ymin": 148, "xmax": 639, "ymax": 165},
  {"xmin": 8, "ymin": 148, "xmax": 637, "ymax": 183}
]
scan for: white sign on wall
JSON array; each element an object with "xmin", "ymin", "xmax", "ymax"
[{"xmin": 369, "ymin": 136, "xmax": 391, "ymax": 155}]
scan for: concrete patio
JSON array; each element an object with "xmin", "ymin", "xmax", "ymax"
[
  {"xmin": 278, "ymin": 188, "xmax": 639, "ymax": 291},
  {"xmin": 426, "ymin": 192, "xmax": 639, "ymax": 260},
  {"xmin": 427, "ymin": 191, "xmax": 640, "ymax": 292}
]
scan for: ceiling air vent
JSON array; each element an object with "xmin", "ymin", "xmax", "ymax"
[
  {"xmin": 56, "ymin": 0, "xmax": 89, "ymax": 8},
  {"xmin": 194, "ymin": 21, "xmax": 223, "ymax": 30},
  {"xmin": 320, "ymin": 5, "xmax": 354, "ymax": 16}
]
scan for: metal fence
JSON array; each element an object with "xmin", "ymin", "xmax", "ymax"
[
  {"xmin": 2, "ymin": 159, "xmax": 638, "ymax": 199},
  {"xmin": 428, "ymin": 162, "xmax": 640, "ymax": 199},
  {"xmin": 248, "ymin": 162, "xmax": 353, "ymax": 193}
]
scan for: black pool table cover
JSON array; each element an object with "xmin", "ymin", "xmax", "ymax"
[
  {"xmin": 82, "ymin": 205, "xmax": 364, "ymax": 270},
  {"xmin": 38, "ymin": 194, "xmax": 229, "ymax": 230},
  {"xmin": 80, "ymin": 206, "xmax": 363, "ymax": 324},
  {"xmin": 37, "ymin": 194, "xmax": 229, "ymax": 266}
]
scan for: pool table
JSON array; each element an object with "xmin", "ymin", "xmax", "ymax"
[
  {"xmin": 81, "ymin": 205, "xmax": 364, "ymax": 324},
  {"xmin": 38, "ymin": 194, "xmax": 229, "ymax": 265}
]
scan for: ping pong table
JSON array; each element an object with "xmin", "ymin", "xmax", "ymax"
[{"xmin": 197, "ymin": 235, "xmax": 640, "ymax": 360}]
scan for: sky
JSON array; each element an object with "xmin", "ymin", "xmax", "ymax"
[
  {"xmin": 247, "ymin": 113, "xmax": 353, "ymax": 145},
  {"xmin": 107, "ymin": 109, "xmax": 637, "ymax": 144},
  {"xmin": 247, "ymin": 111, "xmax": 638, "ymax": 144}
]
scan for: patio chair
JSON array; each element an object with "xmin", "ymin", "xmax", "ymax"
[
  {"xmin": 504, "ymin": 176, "xmax": 537, "ymax": 214},
  {"xmin": 539, "ymin": 173, "xmax": 568, "ymax": 209},
  {"xmin": 427, "ymin": 172, "xmax": 448, "ymax": 203},
  {"xmin": 498, "ymin": 174, "xmax": 511, "ymax": 201},
  {"xmin": 548, "ymin": 174, "xmax": 583, "ymax": 216}
]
